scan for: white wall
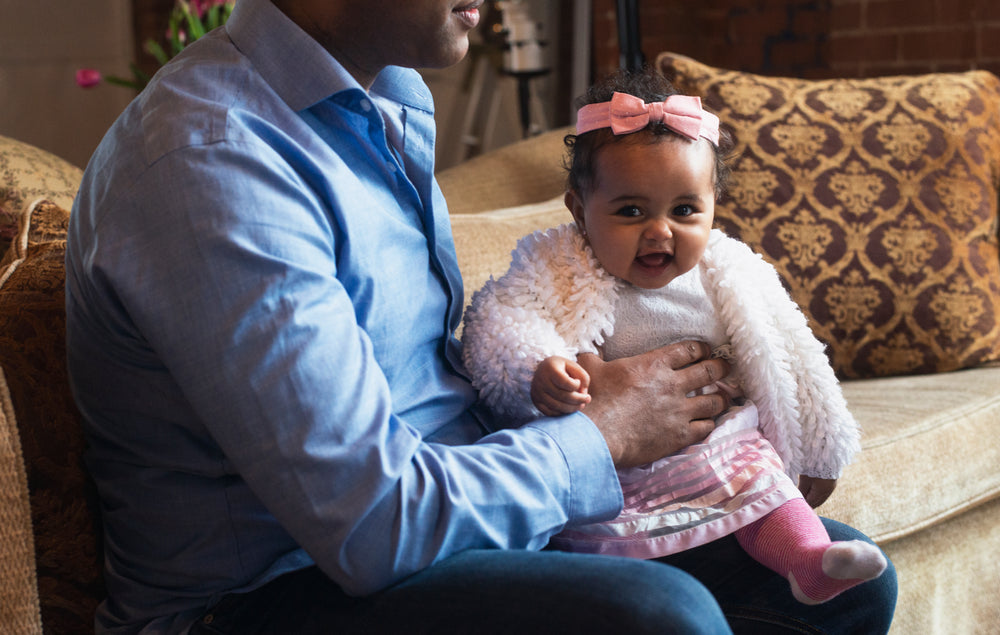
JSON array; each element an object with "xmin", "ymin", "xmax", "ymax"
[{"xmin": 0, "ymin": 0, "xmax": 136, "ymax": 169}]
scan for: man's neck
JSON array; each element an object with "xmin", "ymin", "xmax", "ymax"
[{"xmin": 270, "ymin": 0, "xmax": 381, "ymax": 90}]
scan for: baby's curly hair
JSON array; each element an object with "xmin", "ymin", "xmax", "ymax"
[{"xmin": 565, "ymin": 67, "xmax": 734, "ymax": 201}]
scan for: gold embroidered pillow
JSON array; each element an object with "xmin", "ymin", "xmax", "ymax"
[{"xmin": 658, "ymin": 52, "xmax": 1000, "ymax": 378}]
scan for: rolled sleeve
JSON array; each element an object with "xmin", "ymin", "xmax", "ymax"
[{"xmin": 525, "ymin": 412, "xmax": 624, "ymax": 526}]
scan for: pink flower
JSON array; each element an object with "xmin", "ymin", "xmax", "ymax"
[
  {"xmin": 75, "ymin": 0, "xmax": 235, "ymax": 92},
  {"xmin": 197, "ymin": 0, "xmax": 229, "ymax": 12},
  {"xmin": 75, "ymin": 68, "xmax": 103, "ymax": 88},
  {"xmin": 190, "ymin": 0, "xmax": 230, "ymax": 16}
]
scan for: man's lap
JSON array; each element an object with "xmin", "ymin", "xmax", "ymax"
[{"xmin": 191, "ymin": 518, "xmax": 896, "ymax": 635}]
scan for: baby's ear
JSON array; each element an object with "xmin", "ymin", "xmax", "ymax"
[{"xmin": 564, "ymin": 189, "xmax": 586, "ymax": 232}]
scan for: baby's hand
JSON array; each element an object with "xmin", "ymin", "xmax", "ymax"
[{"xmin": 531, "ymin": 356, "xmax": 592, "ymax": 417}]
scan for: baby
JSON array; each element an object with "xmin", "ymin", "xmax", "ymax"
[{"xmin": 461, "ymin": 69, "xmax": 887, "ymax": 604}]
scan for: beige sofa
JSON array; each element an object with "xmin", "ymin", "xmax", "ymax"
[{"xmin": 1, "ymin": 51, "xmax": 998, "ymax": 633}]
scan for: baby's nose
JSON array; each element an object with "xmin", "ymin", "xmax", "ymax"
[{"xmin": 643, "ymin": 218, "xmax": 673, "ymax": 241}]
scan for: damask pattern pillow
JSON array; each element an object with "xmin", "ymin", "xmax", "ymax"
[
  {"xmin": 0, "ymin": 136, "xmax": 81, "ymax": 258},
  {"xmin": 0, "ymin": 199, "xmax": 104, "ymax": 633},
  {"xmin": 658, "ymin": 52, "xmax": 1000, "ymax": 378}
]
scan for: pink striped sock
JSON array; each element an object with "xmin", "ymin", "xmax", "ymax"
[{"xmin": 735, "ymin": 498, "xmax": 887, "ymax": 604}]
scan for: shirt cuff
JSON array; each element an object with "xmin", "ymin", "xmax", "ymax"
[{"xmin": 525, "ymin": 411, "xmax": 624, "ymax": 526}]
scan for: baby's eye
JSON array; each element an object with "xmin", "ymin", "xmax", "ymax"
[
  {"xmin": 673, "ymin": 204, "xmax": 697, "ymax": 217},
  {"xmin": 615, "ymin": 205, "xmax": 642, "ymax": 218}
]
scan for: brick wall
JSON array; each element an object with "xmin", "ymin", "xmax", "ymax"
[
  {"xmin": 593, "ymin": 0, "xmax": 1000, "ymax": 80},
  {"xmin": 829, "ymin": 0, "xmax": 1000, "ymax": 76}
]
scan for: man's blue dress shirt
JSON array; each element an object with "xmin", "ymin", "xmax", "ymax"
[{"xmin": 65, "ymin": 0, "xmax": 621, "ymax": 632}]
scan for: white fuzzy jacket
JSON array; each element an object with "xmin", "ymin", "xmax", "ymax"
[{"xmin": 461, "ymin": 224, "xmax": 861, "ymax": 480}]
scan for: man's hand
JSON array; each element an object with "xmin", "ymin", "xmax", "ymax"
[
  {"xmin": 531, "ymin": 356, "xmax": 592, "ymax": 416},
  {"xmin": 578, "ymin": 341, "xmax": 729, "ymax": 469},
  {"xmin": 799, "ymin": 476, "xmax": 837, "ymax": 508}
]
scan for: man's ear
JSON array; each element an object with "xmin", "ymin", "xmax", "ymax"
[{"xmin": 564, "ymin": 189, "xmax": 586, "ymax": 234}]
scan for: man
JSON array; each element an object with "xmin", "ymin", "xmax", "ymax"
[{"xmin": 65, "ymin": 0, "xmax": 896, "ymax": 632}]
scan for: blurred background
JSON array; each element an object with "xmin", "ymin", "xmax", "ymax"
[{"xmin": 2, "ymin": 0, "xmax": 999, "ymax": 170}]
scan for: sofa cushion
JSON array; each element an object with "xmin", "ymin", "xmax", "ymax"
[
  {"xmin": 0, "ymin": 199, "xmax": 103, "ymax": 633},
  {"xmin": 0, "ymin": 135, "xmax": 82, "ymax": 259},
  {"xmin": 0, "ymin": 357, "xmax": 41, "ymax": 634},
  {"xmin": 437, "ymin": 128, "xmax": 571, "ymax": 215},
  {"xmin": 827, "ymin": 365, "xmax": 1000, "ymax": 543},
  {"xmin": 451, "ymin": 195, "xmax": 572, "ymax": 314},
  {"xmin": 658, "ymin": 52, "xmax": 1000, "ymax": 379}
]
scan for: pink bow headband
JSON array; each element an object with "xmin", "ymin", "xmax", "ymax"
[{"xmin": 576, "ymin": 92, "xmax": 720, "ymax": 146}]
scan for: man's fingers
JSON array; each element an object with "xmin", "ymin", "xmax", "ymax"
[
  {"xmin": 676, "ymin": 357, "xmax": 730, "ymax": 395},
  {"xmin": 657, "ymin": 340, "xmax": 712, "ymax": 370},
  {"xmin": 688, "ymin": 391, "xmax": 729, "ymax": 425},
  {"xmin": 686, "ymin": 417, "xmax": 717, "ymax": 445},
  {"xmin": 576, "ymin": 344, "xmax": 732, "ymax": 468}
]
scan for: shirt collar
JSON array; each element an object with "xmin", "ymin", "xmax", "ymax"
[{"xmin": 226, "ymin": 0, "xmax": 433, "ymax": 114}]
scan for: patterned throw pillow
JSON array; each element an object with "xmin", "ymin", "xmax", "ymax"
[
  {"xmin": 0, "ymin": 136, "xmax": 81, "ymax": 258},
  {"xmin": 0, "ymin": 199, "xmax": 104, "ymax": 633},
  {"xmin": 658, "ymin": 52, "xmax": 1000, "ymax": 378}
]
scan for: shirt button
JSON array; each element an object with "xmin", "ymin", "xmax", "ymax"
[{"xmin": 360, "ymin": 99, "xmax": 372, "ymax": 112}]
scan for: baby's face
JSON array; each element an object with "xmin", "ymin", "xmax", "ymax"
[{"xmin": 567, "ymin": 136, "xmax": 716, "ymax": 289}]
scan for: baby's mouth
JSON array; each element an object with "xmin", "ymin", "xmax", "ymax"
[{"xmin": 635, "ymin": 252, "xmax": 672, "ymax": 268}]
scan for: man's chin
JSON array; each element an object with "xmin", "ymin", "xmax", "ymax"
[{"xmin": 420, "ymin": 40, "xmax": 472, "ymax": 70}]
